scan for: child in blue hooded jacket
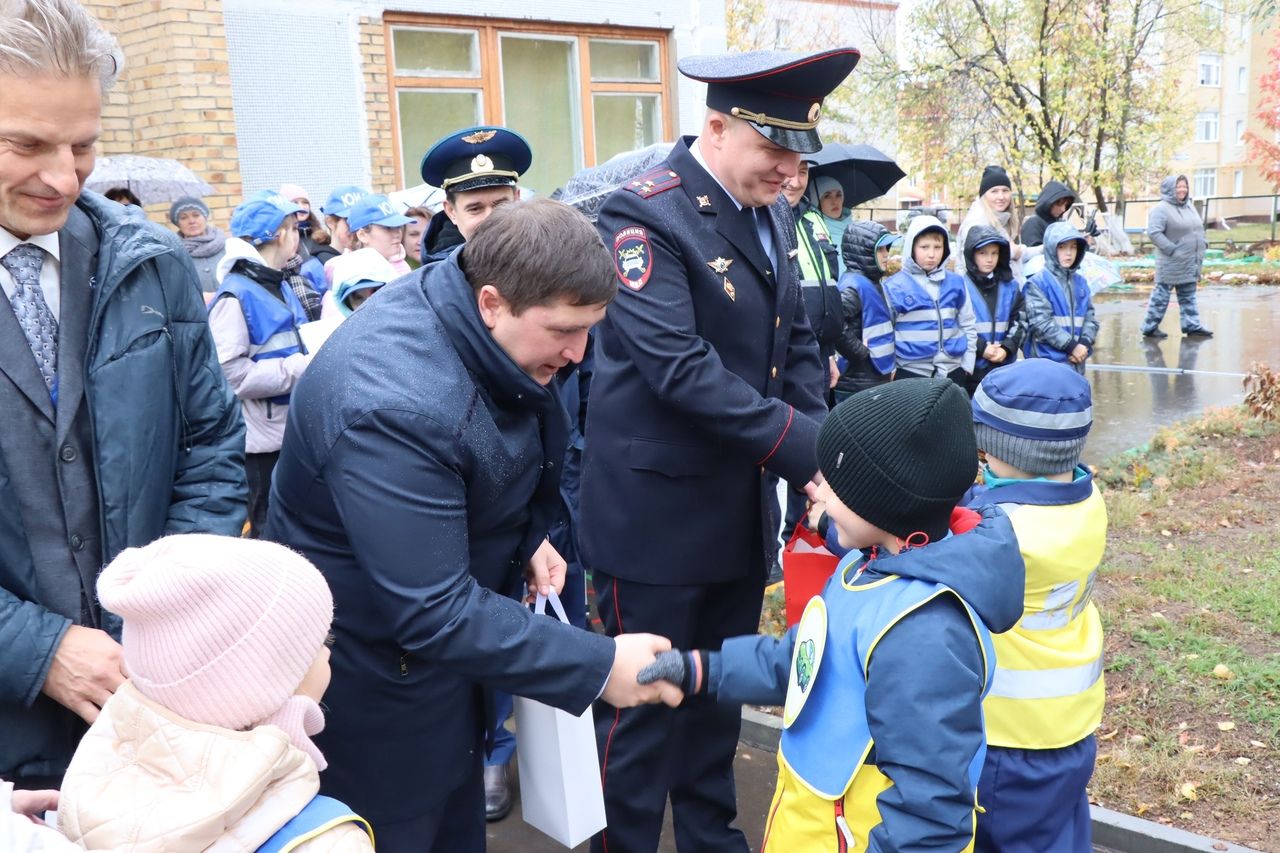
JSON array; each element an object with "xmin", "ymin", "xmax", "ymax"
[
  {"xmin": 640, "ymin": 378, "xmax": 1025, "ymax": 852},
  {"xmin": 1023, "ymin": 222, "xmax": 1098, "ymax": 374}
]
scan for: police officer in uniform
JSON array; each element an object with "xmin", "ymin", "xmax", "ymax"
[
  {"xmin": 419, "ymin": 126, "xmax": 532, "ymax": 268},
  {"xmin": 580, "ymin": 47, "xmax": 860, "ymax": 852}
]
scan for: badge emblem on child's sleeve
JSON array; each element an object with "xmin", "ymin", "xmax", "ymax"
[
  {"xmin": 783, "ymin": 596, "xmax": 827, "ymax": 728},
  {"xmin": 613, "ymin": 226, "xmax": 652, "ymax": 291}
]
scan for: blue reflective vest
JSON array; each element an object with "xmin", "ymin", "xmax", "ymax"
[
  {"xmin": 256, "ymin": 795, "xmax": 373, "ymax": 852},
  {"xmin": 777, "ymin": 562, "xmax": 995, "ymax": 839},
  {"xmin": 847, "ymin": 273, "xmax": 896, "ymax": 377},
  {"xmin": 964, "ymin": 276, "xmax": 1021, "ymax": 370},
  {"xmin": 1025, "ymin": 268, "xmax": 1090, "ymax": 363},
  {"xmin": 876, "ymin": 271, "xmax": 968, "ymax": 368},
  {"xmin": 212, "ymin": 272, "xmax": 309, "ymax": 405},
  {"xmin": 300, "ymin": 257, "xmax": 329, "ymax": 296}
]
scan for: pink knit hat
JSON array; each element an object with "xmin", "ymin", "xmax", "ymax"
[
  {"xmin": 279, "ymin": 183, "xmax": 310, "ymax": 205},
  {"xmin": 97, "ymin": 534, "xmax": 334, "ymax": 735}
]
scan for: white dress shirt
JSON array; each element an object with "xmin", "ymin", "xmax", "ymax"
[{"xmin": 0, "ymin": 226, "xmax": 63, "ymax": 322}]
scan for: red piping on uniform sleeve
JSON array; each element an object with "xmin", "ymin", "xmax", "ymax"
[{"xmin": 758, "ymin": 405, "xmax": 794, "ymax": 466}]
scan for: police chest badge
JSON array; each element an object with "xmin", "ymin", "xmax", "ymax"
[
  {"xmin": 783, "ymin": 596, "xmax": 828, "ymax": 729},
  {"xmin": 613, "ymin": 226, "xmax": 652, "ymax": 290}
]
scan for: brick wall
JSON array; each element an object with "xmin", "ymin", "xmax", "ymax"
[
  {"xmin": 85, "ymin": 0, "xmax": 242, "ymax": 227},
  {"xmin": 359, "ymin": 16, "xmax": 397, "ymax": 194}
]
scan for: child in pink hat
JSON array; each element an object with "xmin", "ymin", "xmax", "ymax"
[{"xmin": 56, "ymin": 534, "xmax": 375, "ymax": 851}]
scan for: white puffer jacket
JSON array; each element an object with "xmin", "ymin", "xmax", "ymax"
[{"xmin": 57, "ymin": 682, "xmax": 373, "ymax": 852}]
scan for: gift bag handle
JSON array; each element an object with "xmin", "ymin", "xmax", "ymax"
[{"xmin": 534, "ymin": 589, "xmax": 572, "ymax": 625}]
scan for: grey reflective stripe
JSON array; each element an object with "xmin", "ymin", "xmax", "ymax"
[
  {"xmin": 864, "ymin": 321, "xmax": 893, "ymax": 339},
  {"xmin": 989, "ymin": 657, "xmax": 1104, "ymax": 700},
  {"xmin": 897, "ymin": 308, "xmax": 938, "ymax": 323},
  {"xmin": 973, "ymin": 384, "xmax": 1093, "ymax": 430},
  {"xmin": 800, "ymin": 278, "xmax": 826, "ymax": 289},
  {"xmin": 937, "ymin": 306, "xmax": 958, "ymax": 320},
  {"xmin": 869, "ymin": 343, "xmax": 895, "ymax": 357},
  {"xmin": 1053, "ymin": 315, "xmax": 1075, "ymax": 326},
  {"xmin": 248, "ymin": 330, "xmax": 300, "ymax": 358},
  {"xmin": 899, "ymin": 330, "xmax": 942, "ymax": 342},
  {"xmin": 1020, "ymin": 579, "xmax": 1081, "ymax": 631},
  {"xmin": 991, "ymin": 321, "xmax": 1009, "ymax": 333}
]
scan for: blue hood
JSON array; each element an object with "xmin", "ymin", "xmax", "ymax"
[
  {"xmin": 857, "ymin": 505, "xmax": 1025, "ymax": 633},
  {"xmin": 1043, "ymin": 221, "xmax": 1087, "ymax": 278}
]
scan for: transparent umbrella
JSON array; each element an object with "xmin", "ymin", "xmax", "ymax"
[
  {"xmin": 558, "ymin": 143, "xmax": 674, "ymax": 221},
  {"xmin": 85, "ymin": 155, "xmax": 214, "ymax": 205}
]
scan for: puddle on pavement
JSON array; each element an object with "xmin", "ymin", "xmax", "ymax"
[{"xmin": 1086, "ymin": 286, "xmax": 1280, "ymax": 460}]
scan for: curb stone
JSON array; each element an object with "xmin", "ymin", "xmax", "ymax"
[{"xmin": 739, "ymin": 708, "xmax": 1261, "ymax": 853}]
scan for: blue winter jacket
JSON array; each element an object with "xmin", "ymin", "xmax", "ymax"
[
  {"xmin": 0, "ymin": 192, "xmax": 246, "ymax": 780},
  {"xmin": 714, "ymin": 506, "xmax": 1025, "ymax": 853}
]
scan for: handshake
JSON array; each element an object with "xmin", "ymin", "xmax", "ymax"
[{"xmin": 603, "ymin": 640, "xmax": 713, "ymax": 708}]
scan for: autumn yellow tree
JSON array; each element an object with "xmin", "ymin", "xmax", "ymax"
[{"xmin": 879, "ymin": 0, "xmax": 1211, "ymax": 210}]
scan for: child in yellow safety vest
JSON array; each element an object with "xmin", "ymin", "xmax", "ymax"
[
  {"xmin": 964, "ymin": 358, "xmax": 1107, "ymax": 852},
  {"xmin": 639, "ymin": 378, "xmax": 1026, "ymax": 852}
]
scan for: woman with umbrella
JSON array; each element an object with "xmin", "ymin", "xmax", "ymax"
[{"xmin": 168, "ymin": 197, "xmax": 226, "ymax": 293}]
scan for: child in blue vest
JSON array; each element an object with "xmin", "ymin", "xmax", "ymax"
[
  {"xmin": 964, "ymin": 359, "xmax": 1107, "ymax": 853},
  {"xmin": 833, "ymin": 220, "xmax": 896, "ymax": 401},
  {"xmin": 962, "ymin": 225, "xmax": 1026, "ymax": 396},
  {"xmin": 640, "ymin": 379, "xmax": 1025, "ymax": 852},
  {"xmin": 209, "ymin": 193, "xmax": 313, "ymax": 538},
  {"xmin": 1023, "ymin": 222, "xmax": 1098, "ymax": 375},
  {"xmin": 56, "ymin": 535, "xmax": 374, "ymax": 851},
  {"xmin": 866, "ymin": 215, "xmax": 977, "ymax": 386}
]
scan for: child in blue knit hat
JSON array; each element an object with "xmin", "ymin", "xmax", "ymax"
[{"xmin": 964, "ymin": 358, "xmax": 1108, "ymax": 852}]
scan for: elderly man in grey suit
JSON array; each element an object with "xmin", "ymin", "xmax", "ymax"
[{"xmin": 0, "ymin": 0, "xmax": 247, "ymax": 789}]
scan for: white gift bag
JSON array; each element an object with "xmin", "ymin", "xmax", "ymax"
[{"xmin": 513, "ymin": 591, "xmax": 608, "ymax": 848}]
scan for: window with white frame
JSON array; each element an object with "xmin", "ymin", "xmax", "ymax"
[
  {"xmin": 1201, "ymin": 0, "xmax": 1223, "ymax": 24},
  {"xmin": 1194, "ymin": 168, "xmax": 1217, "ymax": 198},
  {"xmin": 1198, "ymin": 53, "xmax": 1221, "ymax": 87},
  {"xmin": 1236, "ymin": 119, "xmax": 1245, "ymax": 144},
  {"xmin": 1195, "ymin": 111, "xmax": 1219, "ymax": 143},
  {"xmin": 1238, "ymin": 66, "xmax": 1249, "ymax": 93},
  {"xmin": 1234, "ymin": 169, "xmax": 1244, "ymax": 196},
  {"xmin": 387, "ymin": 18, "xmax": 671, "ymax": 196}
]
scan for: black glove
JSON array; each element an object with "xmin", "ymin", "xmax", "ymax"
[{"xmin": 637, "ymin": 649, "xmax": 712, "ymax": 696}]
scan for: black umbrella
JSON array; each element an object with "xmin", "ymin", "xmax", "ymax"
[{"xmin": 807, "ymin": 143, "xmax": 905, "ymax": 207}]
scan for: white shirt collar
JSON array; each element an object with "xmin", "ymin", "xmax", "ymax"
[
  {"xmin": 690, "ymin": 138, "xmax": 744, "ymax": 211},
  {"xmin": 0, "ymin": 225, "xmax": 62, "ymax": 262}
]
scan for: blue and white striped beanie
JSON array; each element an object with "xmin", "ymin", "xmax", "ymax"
[{"xmin": 972, "ymin": 360, "xmax": 1092, "ymax": 475}]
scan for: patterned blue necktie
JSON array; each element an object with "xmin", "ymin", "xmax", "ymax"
[{"xmin": 1, "ymin": 243, "xmax": 59, "ymax": 391}]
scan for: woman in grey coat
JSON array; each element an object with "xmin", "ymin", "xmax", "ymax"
[{"xmin": 1142, "ymin": 175, "xmax": 1212, "ymax": 338}]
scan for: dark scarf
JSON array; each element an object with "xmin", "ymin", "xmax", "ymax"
[{"xmin": 282, "ymin": 254, "xmax": 322, "ymax": 321}]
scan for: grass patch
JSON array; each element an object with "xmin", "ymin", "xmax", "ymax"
[{"xmin": 1093, "ymin": 406, "xmax": 1280, "ymax": 846}]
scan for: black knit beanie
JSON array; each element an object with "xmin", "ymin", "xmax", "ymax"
[
  {"xmin": 816, "ymin": 378, "xmax": 977, "ymax": 544},
  {"xmin": 980, "ymin": 165, "xmax": 1011, "ymax": 197}
]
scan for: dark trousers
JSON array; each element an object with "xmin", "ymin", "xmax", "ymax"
[
  {"xmin": 975, "ymin": 735, "xmax": 1097, "ymax": 853},
  {"xmin": 590, "ymin": 571, "xmax": 763, "ymax": 853},
  {"xmin": 245, "ymin": 451, "xmax": 279, "ymax": 539},
  {"xmin": 366, "ymin": 751, "xmax": 486, "ymax": 852}
]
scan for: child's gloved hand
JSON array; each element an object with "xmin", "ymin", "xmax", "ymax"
[{"xmin": 637, "ymin": 649, "xmax": 712, "ymax": 697}]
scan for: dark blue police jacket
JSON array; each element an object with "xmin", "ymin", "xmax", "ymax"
[
  {"xmin": 581, "ymin": 137, "xmax": 828, "ymax": 585},
  {"xmin": 264, "ymin": 256, "xmax": 615, "ymax": 825}
]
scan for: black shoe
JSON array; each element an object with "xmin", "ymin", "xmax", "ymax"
[
  {"xmin": 484, "ymin": 763, "xmax": 513, "ymax": 822},
  {"xmin": 1141, "ymin": 329, "xmax": 1168, "ymax": 339},
  {"xmin": 1184, "ymin": 327, "xmax": 1214, "ymax": 338}
]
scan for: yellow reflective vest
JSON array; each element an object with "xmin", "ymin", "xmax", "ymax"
[{"xmin": 967, "ymin": 469, "xmax": 1108, "ymax": 749}]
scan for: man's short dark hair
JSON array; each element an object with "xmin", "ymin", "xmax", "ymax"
[{"xmin": 461, "ymin": 197, "xmax": 616, "ymax": 314}]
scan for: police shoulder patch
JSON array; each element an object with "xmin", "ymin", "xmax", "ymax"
[
  {"xmin": 622, "ymin": 168, "xmax": 682, "ymax": 199},
  {"xmin": 613, "ymin": 226, "xmax": 652, "ymax": 290}
]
